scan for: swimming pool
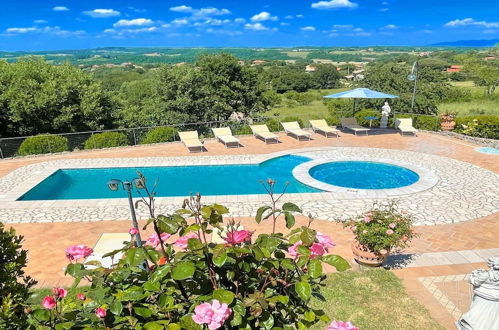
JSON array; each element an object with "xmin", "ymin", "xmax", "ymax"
[
  {"xmin": 19, "ymin": 155, "xmax": 321, "ymax": 200},
  {"xmin": 309, "ymin": 161, "xmax": 419, "ymax": 189}
]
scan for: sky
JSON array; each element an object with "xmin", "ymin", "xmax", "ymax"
[{"xmin": 0, "ymin": 0, "xmax": 497, "ymax": 51}]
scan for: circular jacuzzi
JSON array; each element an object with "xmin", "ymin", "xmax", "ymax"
[{"xmin": 309, "ymin": 161, "xmax": 419, "ymax": 189}]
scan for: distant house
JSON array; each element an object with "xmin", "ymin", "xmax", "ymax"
[
  {"xmin": 238, "ymin": 60, "xmax": 245, "ymax": 65},
  {"xmin": 305, "ymin": 65, "xmax": 316, "ymax": 73},
  {"xmin": 446, "ymin": 65, "xmax": 463, "ymax": 73},
  {"xmin": 175, "ymin": 62, "xmax": 187, "ymax": 66},
  {"xmin": 484, "ymin": 55, "xmax": 497, "ymax": 61},
  {"xmin": 252, "ymin": 59, "xmax": 266, "ymax": 65}
]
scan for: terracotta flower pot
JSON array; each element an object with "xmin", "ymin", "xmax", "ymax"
[
  {"xmin": 351, "ymin": 239, "xmax": 389, "ymax": 267},
  {"xmin": 441, "ymin": 120, "xmax": 456, "ymax": 131}
]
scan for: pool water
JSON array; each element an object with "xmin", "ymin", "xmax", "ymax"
[
  {"xmin": 19, "ymin": 155, "xmax": 321, "ymax": 200},
  {"xmin": 476, "ymin": 147, "xmax": 499, "ymax": 155},
  {"xmin": 309, "ymin": 161, "xmax": 419, "ymax": 189}
]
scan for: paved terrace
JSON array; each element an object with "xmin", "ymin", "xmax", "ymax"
[{"xmin": 1, "ymin": 129, "xmax": 499, "ymax": 329}]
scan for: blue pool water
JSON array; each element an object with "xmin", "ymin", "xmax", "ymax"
[
  {"xmin": 476, "ymin": 147, "xmax": 499, "ymax": 155},
  {"xmin": 309, "ymin": 161, "xmax": 419, "ymax": 189},
  {"xmin": 19, "ymin": 155, "xmax": 321, "ymax": 200}
]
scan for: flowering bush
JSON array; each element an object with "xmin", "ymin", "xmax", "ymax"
[
  {"xmin": 345, "ymin": 203, "xmax": 417, "ymax": 253},
  {"xmin": 28, "ymin": 175, "xmax": 350, "ymax": 329}
]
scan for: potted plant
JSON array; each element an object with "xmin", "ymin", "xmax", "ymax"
[
  {"xmin": 440, "ymin": 110, "xmax": 457, "ymax": 131},
  {"xmin": 345, "ymin": 203, "xmax": 416, "ymax": 267}
]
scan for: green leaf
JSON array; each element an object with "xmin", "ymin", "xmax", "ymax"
[
  {"xmin": 304, "ymin": 310, "xmax": 315, "ymax": 322},
  {"xmin": 102, "ymin": 248, "xmax": 124, "ymax": 258},
  {"xmin": 180, "ymin": 315, "xmax": 202, "ymax": 330},
  {"xmin": 55, "ymin": 322, "xmax": 75, "ymax": 330},
  {"xmin": 252, "ymin": 246, "xmax": 264, "ymax": 261},
  {"xmin": 213, "ymin": 289, "xmax": 235, "ymax": 304},
  {"xmin": 125, "ymin": 248, "xmax": 147, "ymax": 267},
  {"xmin": 180, "ymin": 224, "xmax": 200, "ymax": 236},
  {"xmin": 200, "ymin": 206, "xmax": 213, "ymax": 219},
  {"xmin": 157, "ymin": 215, "xmax": 180, "ymax": 234},
  {"xmin": 213, "ymin": 249, "xmax": 228, "ymax": 267},
  {"xmin": 295, "ymin": 281, "xmax": 311, "ymax": 301},
  {"xmin": 284, "ymin": 212, "xmax": 295, "ymax": 229},
  {"xmin": 32, "ymin": 309, "xmax": 50, "ymax": 321},
  {"xmin": 167, "ymin": 324, "xmax": 181, "ymax": 330},
  {"xmin": 171, "ymin": 261, "xmax": 195, "ymax": 280},
  {"xmin": 308, "ymin": 259, "xmax": 323, "ymax": 279},
  {"xmin": 110, "ymin": 300, "xmax": 123, "ymax": 315},
  {"xmin": 142, "ymin": 217, "xmax": 155, "ymax": 230},
  {"xmin": 282, "ymin": 202, "xmax": 302, "ymax": 213},
  {"xmin": 261, "ymin": 311, "xmax": 275, "ymax": 330},
  {"xmin": 122, "ymin": 287, "xmax": 145, "ymax": 301},
  {"xmin": 300, "ymin": 228, "xmax": 316, "ymax": 245},
  {"xmin": 143, "ymin": 280, "xmax": 161, "ymax": 292},
  {"xmin": 322, "ymin": 255, "xmax": 351, "ymax": 272},
  {"xmin": 144, "ymin": 321, "xmax": 169, "ymax": 330},
  {"xmin": 134, "ymin": 306, "xmax": 153, "ymax": 318},
  {"xmin": 65, "ymin": 263, "xmax": 84, "ymax": 277},
  {"xmin": 212, "ymin": 203, "xmax": 229, "ymax": 214},
  {"xmin": 256, "ymin": 206, "xmax": 272, "ymax": 223},
  {"xmin": 187, "ymin": 238, "xmax": 204, "ymax": 251}
]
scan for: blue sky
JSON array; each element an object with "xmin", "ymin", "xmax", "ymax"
[{"xmin": 0, "ymin": 0, "xmax": 497, "ymax": 51}]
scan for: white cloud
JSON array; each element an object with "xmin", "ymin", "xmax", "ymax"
[
  {"xmin": 312, "ymin": 0, "xmax": 358, "ymax": 9},
  {"xmin": 6, "ymin": 27, "xmax": 37, "ymax": 33},
  {"xmin": 379, "ymin": 8, "xmax": 389, "ymax": 12},
  {"xmin": 296, "ymin": 14, "xmax": 304, "ymax": 18},
  {"xmin": 53, "ymin": 6, "xmax": 69, "ymax": 11},
  {"xmin": 234, "ymin": 18, "xmax": 246, "ymax": 24},
  {"xmin": 333, "ymin": 24, "xmax": 354, "ymax": 29},
  {"xmin": 169, "ymin": 5, "xmax": 230, "ymax": 18},
  {"xmin": 382, "ymin": 24, "xmax": 397, "ymax": 29},
  {"xmin": 34, "ymin": 19, "xmax": 48, "ymax": 24},
  {"xmin": 170, "ymin": 5, "xmax": 193, "ymax": 13},
  {"xmin": 83, "ymin": 9, "xmax": 120, "ymax": 18},
  {"xmin": 251, "ymin": 12, "xmax": 278, "ymax": 22},
  {"xmin": 445, "ymin": 18, "xmax": 499, "ymax": 28},
  {"xmin": 301, "ymin": 26, "xmax": 316, "ymax": 31},
  {"xmin": 105, "ymin": 27, "xmax": 157, "ymax": 35},
  {"xmin": 128, "ymin": 7, "xmax": 146, "ymax": 13},
  {"xmin": 352, "ymin": 27, "xmax": 364, "ymax": 32},
  {"xmin": 114, "ymin": 18, "xmax": 154, "ymax": 27},
  {"xmin": 4, "ymin": 26, "xmax": 85, "ymax": 37},
  {"xmin": 171, "ymin": 18, "xmax": 189, "ymax": 25},
  {"xmin": 245, "ymin": 23, "xmax": 268, "ymax": 31},
  {"xmin": 280, "ymin": 22, "xmax": 290, "ymax": 26},
  {"xmin": 285, "ymin": 15, "xmax": 293, "ymax": 19}
]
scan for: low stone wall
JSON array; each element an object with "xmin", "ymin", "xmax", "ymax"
[{"xmin": 435, "ymin": 131, "xmax": 499, "ymax": 149}]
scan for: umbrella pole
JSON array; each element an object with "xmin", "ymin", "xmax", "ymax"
[{"xmin": 352, "ymin": 98, "xmax": 356, "ymax": 116}]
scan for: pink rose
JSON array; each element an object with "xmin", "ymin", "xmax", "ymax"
[
  {"xmin": 42, "ymin": 296, "xmax": 56, "ymax": 310},
  {"xmin": 192, "ymin": 300, "xmax": 232, "ymax": 330},
  {"xmin": 363, "ymin": 216, "xmax": 372, "ymax": 223},
  {"xmin": 129, "ymin": 227, "xmax": 139, "ymax": 235},
  {"xmin": 386, "ymin": 229, "xmax": 394, "ymax": 235},
  {"xmin": 174, "ymin": 232, "xmax": 199, "ymax": 250},
  {"xmin": 389, "ymin": 223, "xmax": 396, "ymax": 229},
  {"xmin": 52, "ymin": 287, "xmax": 67, "ymax": 299},
  {"xmin": 145, "ymin": 233, "xmax": 171, "ymax": 248},
  {"xmin": 65, "ymin": 245, "xmax": 93, "ymax": 261},
  {"xmin": 95, "ymin": 307, "xmax": 106, "ymax": 318},
  {"xmin": 224, "ymin": 230, "xmax": 252, "ymax": 245},
  {"xmin": 327, "ymin": 320, "xmax": 359, "ymax": 330},
  {"xmin": 288, "ymin": 241, "xmax": 301, "ymax": 257},
  {"xmin": 316, "ymin": 232, "xmax": 335, "ymax": 249},
  {"xmin": 77, "ymin": 293, "xmax": 85, "ymax": 301},
  {"xmin": 310, "ymin": 243, "xmax": 326, "ymax": 258}
]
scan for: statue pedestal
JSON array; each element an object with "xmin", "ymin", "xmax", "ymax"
[{"xmin": 380, "ymin": 115, "xmax": 388, "ymax": 128}]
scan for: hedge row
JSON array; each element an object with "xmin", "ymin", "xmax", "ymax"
[{"xmin": 454, "ymin": 115, "xmax": 499, "ymax": 139}]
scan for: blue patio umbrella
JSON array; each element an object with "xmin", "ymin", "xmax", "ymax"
[{"xmin": 323, "ymin": 88, "xmax": 399, "ymax": 115}]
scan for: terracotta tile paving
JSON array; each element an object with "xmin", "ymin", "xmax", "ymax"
[{"xmin": 2, "ymin": 131, "xmax": 498, "ymax": 329}]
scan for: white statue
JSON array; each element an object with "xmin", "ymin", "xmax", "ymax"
[
  {"xmin": 380, "ymin": 102, "xmax": 391, "ymax": 128},
  {"xmin": 457, "ymin": 257, "xmax": 499, "ymax": 330}
]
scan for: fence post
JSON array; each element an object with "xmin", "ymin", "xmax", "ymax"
[
  {"xmin": 132, "ymin": 129, "xmax": 137, "ymax": 146},
  {"xmin": 0, "ymin": 144, "xmax": 3, "ymax": 159}
]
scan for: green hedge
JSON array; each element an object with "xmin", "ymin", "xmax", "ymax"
[
  {"xmin": 395, "ymin": 114, "xmax": 440, "ymax": 131},
  {"xmin": 281, "ymin": 116, "xmax": 305, "ymax": 128},
  {"xmin": 233, "ymin": 124, "xmax": 253, "ymax": 135},
  {"xmin": 140, "ymin": 127, "xmax": 178, "ymax": 144},
  {"xmin": 454, "ymin": 115, "xmax": 499, "ymax": 139},
  {"xmin": 265, "ymin": 118, "xmax": 281, "ymax": 132},
  {"xmin": 354, "ymin": 109, "xmax": 382, "ymax": 127},
  {"xmin": 84, "ymin": 132, "xmax": 129, "ymax": 150},
  {"xmin": 326, "ymin": 116, "xmax": 341, "ymax": 127},
  {"xmin": 17, "ymin": 135, "xmax": 69, "ymax": 156}
]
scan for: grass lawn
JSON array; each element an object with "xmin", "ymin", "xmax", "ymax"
[
  {"xmin": 438, "ymin": 99, "xmax": 499, "ymax": 116},
  {"xmin": 310, "ymin": 269, "xmax": 444, "ymax": 330},
  {"xmin": 28, "ymin": 270, "xmax": 443, "ymax": 329}
]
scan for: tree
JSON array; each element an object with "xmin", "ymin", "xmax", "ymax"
[
  {"xmin": 465, "ymin": 59, "xmax": 499, "ymax": 96},
  {"xmin": 311, "ymin": 64, "xmax": 341, "ymax": 89}
]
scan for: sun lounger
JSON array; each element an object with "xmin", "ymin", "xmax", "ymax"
[
  {"xmin": 212, "ymin": 127, "xmax": 241, "ymax": 148},
  {"xmin": 281, "ymin": 121, "xmax": 311, "ymax": 140},
  {"xmin": 309, "ymin": 119, "xmax": 340, "ymax": 138},
  {"xmin": 250, "ymin": 124, "xmax": 279, "ymax": 144},
  {"xmin": 341, "ymin": 117, "xmax": 370, "ymax": 136},
  {"xmin": 179, "ymin": 130, "xmax": 204, "ymax": 152},
  {"xmin": 395, "ymin": 118, "xmax": 418, "ymax": 136}
]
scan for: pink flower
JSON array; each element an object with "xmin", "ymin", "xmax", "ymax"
[
  {"xmin": 363, "ymin": 216, "xmax": 372, "ymax": 223},
  {"xmin": 129, "ymin": 227, "xmax": 139, "ymax": 235},
  {"xmin": 95, "ymin": 307, "xmax": 106, "ymax": 318},
  {"xmin": 77, "ymin": 293, "xmax": 85, "ymax": 301},
  {"xmin": 316, "ymin": 232, "xmax": 335, "ymax": 249},
  {"xmin": 42, "ymin": 296, "xmax": 56, "ymax": 310},
  {"xmin": 351, "ymin": 226, "xmax": 357, "ymax": 232},
  {"xmin": 288, "ymin": 241, "xmax": 301, "ymax": 257},
  {"xmin": 65, "ymin": 245, "xmax": 93, "ymax": 261},
  {"xmin": 310, "ymin": 243, "xmax": 326, "ymax": 257},
  {"xmin": 224, "ymin": 230, "xmax": 252, "ymax": 245},
  {"xmin": 327, "ymin": 320, "xmax": 359, "ymax": 330},
  {"xmin": 174, "ymin": 232, "xmax": 199, "ymax": 250},
  {"xmin": 379, "ymin": 249, "xmax": 388, "ymax": 255},
  {"xmin": 145, "ymin": 233, "xmax": 171, "ymax": 248},
  {"xmin": 389, "ymin": 223, "xmax": 396, "ymax": 229},
  {"xmin": 192, "ymin": 300, "xmax": 232, "ymax": 330},
  {"xmin": 52, "ymin": 287, "xmax": 67, "ymax": 299},
  {"xmin": 386, "ymin": 229, "xmax": 394, "ymax": 235},
  {"xmin": 402, "ymin": 235, "xmax": 409, "ymax": 242}
]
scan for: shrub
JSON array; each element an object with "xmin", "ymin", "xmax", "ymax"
[
  {"xmin": 232, "ymin": 124, "xmax": 252, "ymax": 135},
  {"xmin": 325, "ymin": 116, "xmax": 341, "ymax": 127},
  {"xmin": 265, "ymin": 118, "xmax": 281, "ymax": 132},
  {"xmin": 354, "ymin": 109, "xmax": 381, "ymax": 127},
  {"xmin": 84, "ymin": 132, "xmax": 128, "ymax": 150},
  {"xmin": 29, "ymin": 174, "xmax": 350, "ymax": 329},
  {"xmin": 281, "ymin": 116, "xmax": 305, "ymax": 128},
  {"xmin": 141, "ymin": 127, "xmax": 178, "ymax": 144},
  {"xmin": 454, "ymin": 115, "xmax": 499, "ymax": 139},
  {"xmin": 0, "ymin": 223, "xmax": 37, "ymax": 328},
  {"xmin": 17, "ymin": 135, "xmax": 68, "ymax": 156}
]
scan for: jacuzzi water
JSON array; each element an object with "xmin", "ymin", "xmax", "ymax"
[
  {"xmin": 476, "ymin": 147, "xmax": 499, "ymax": 155},
  {"xmin": 18, "ymin": 155, "xmax": 321, "ymax": 200},
  {"xmin": 309, "ymin": 161, "xmax": 419, "ymax": 189}
]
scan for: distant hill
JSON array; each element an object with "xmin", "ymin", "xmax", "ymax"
[{"xmin": 432, "ymin": 39, "xmax": 499, "ymax": 47}]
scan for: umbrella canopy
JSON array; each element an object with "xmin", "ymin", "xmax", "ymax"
[{"xmin": 323, "ymin": 88, "xmax": 398, "ymax": 99}]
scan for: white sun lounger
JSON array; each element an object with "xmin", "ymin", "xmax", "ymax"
[
  {"xmin": 309, "ymin": 119, "xmax": 340, "ymax": 138},
  {"xmin": 341, "ymin": 117, "xmax": 370, "ymax": 136},
  {"xmin": 212, "ymin": 127, "xmax": 241, "ymax": 148},
  {"xmin": 179, "ymin": 130, "xmax": 204, "ymax": 152},
  {"xmin": 395, "ymin": 118, "xmax": 418, "ymax": 136},
  {"xmin": 281, "ymin": 121, "xmax": 311, "ymax": 140},
  {"xmin": 250, "ymin": 124, "xmax": 279, "ymax": 144}
]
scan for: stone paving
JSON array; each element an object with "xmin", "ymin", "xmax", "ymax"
[{"xmin": 0, "ymin": 146, "xmax": 498, "ymax": 225}]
